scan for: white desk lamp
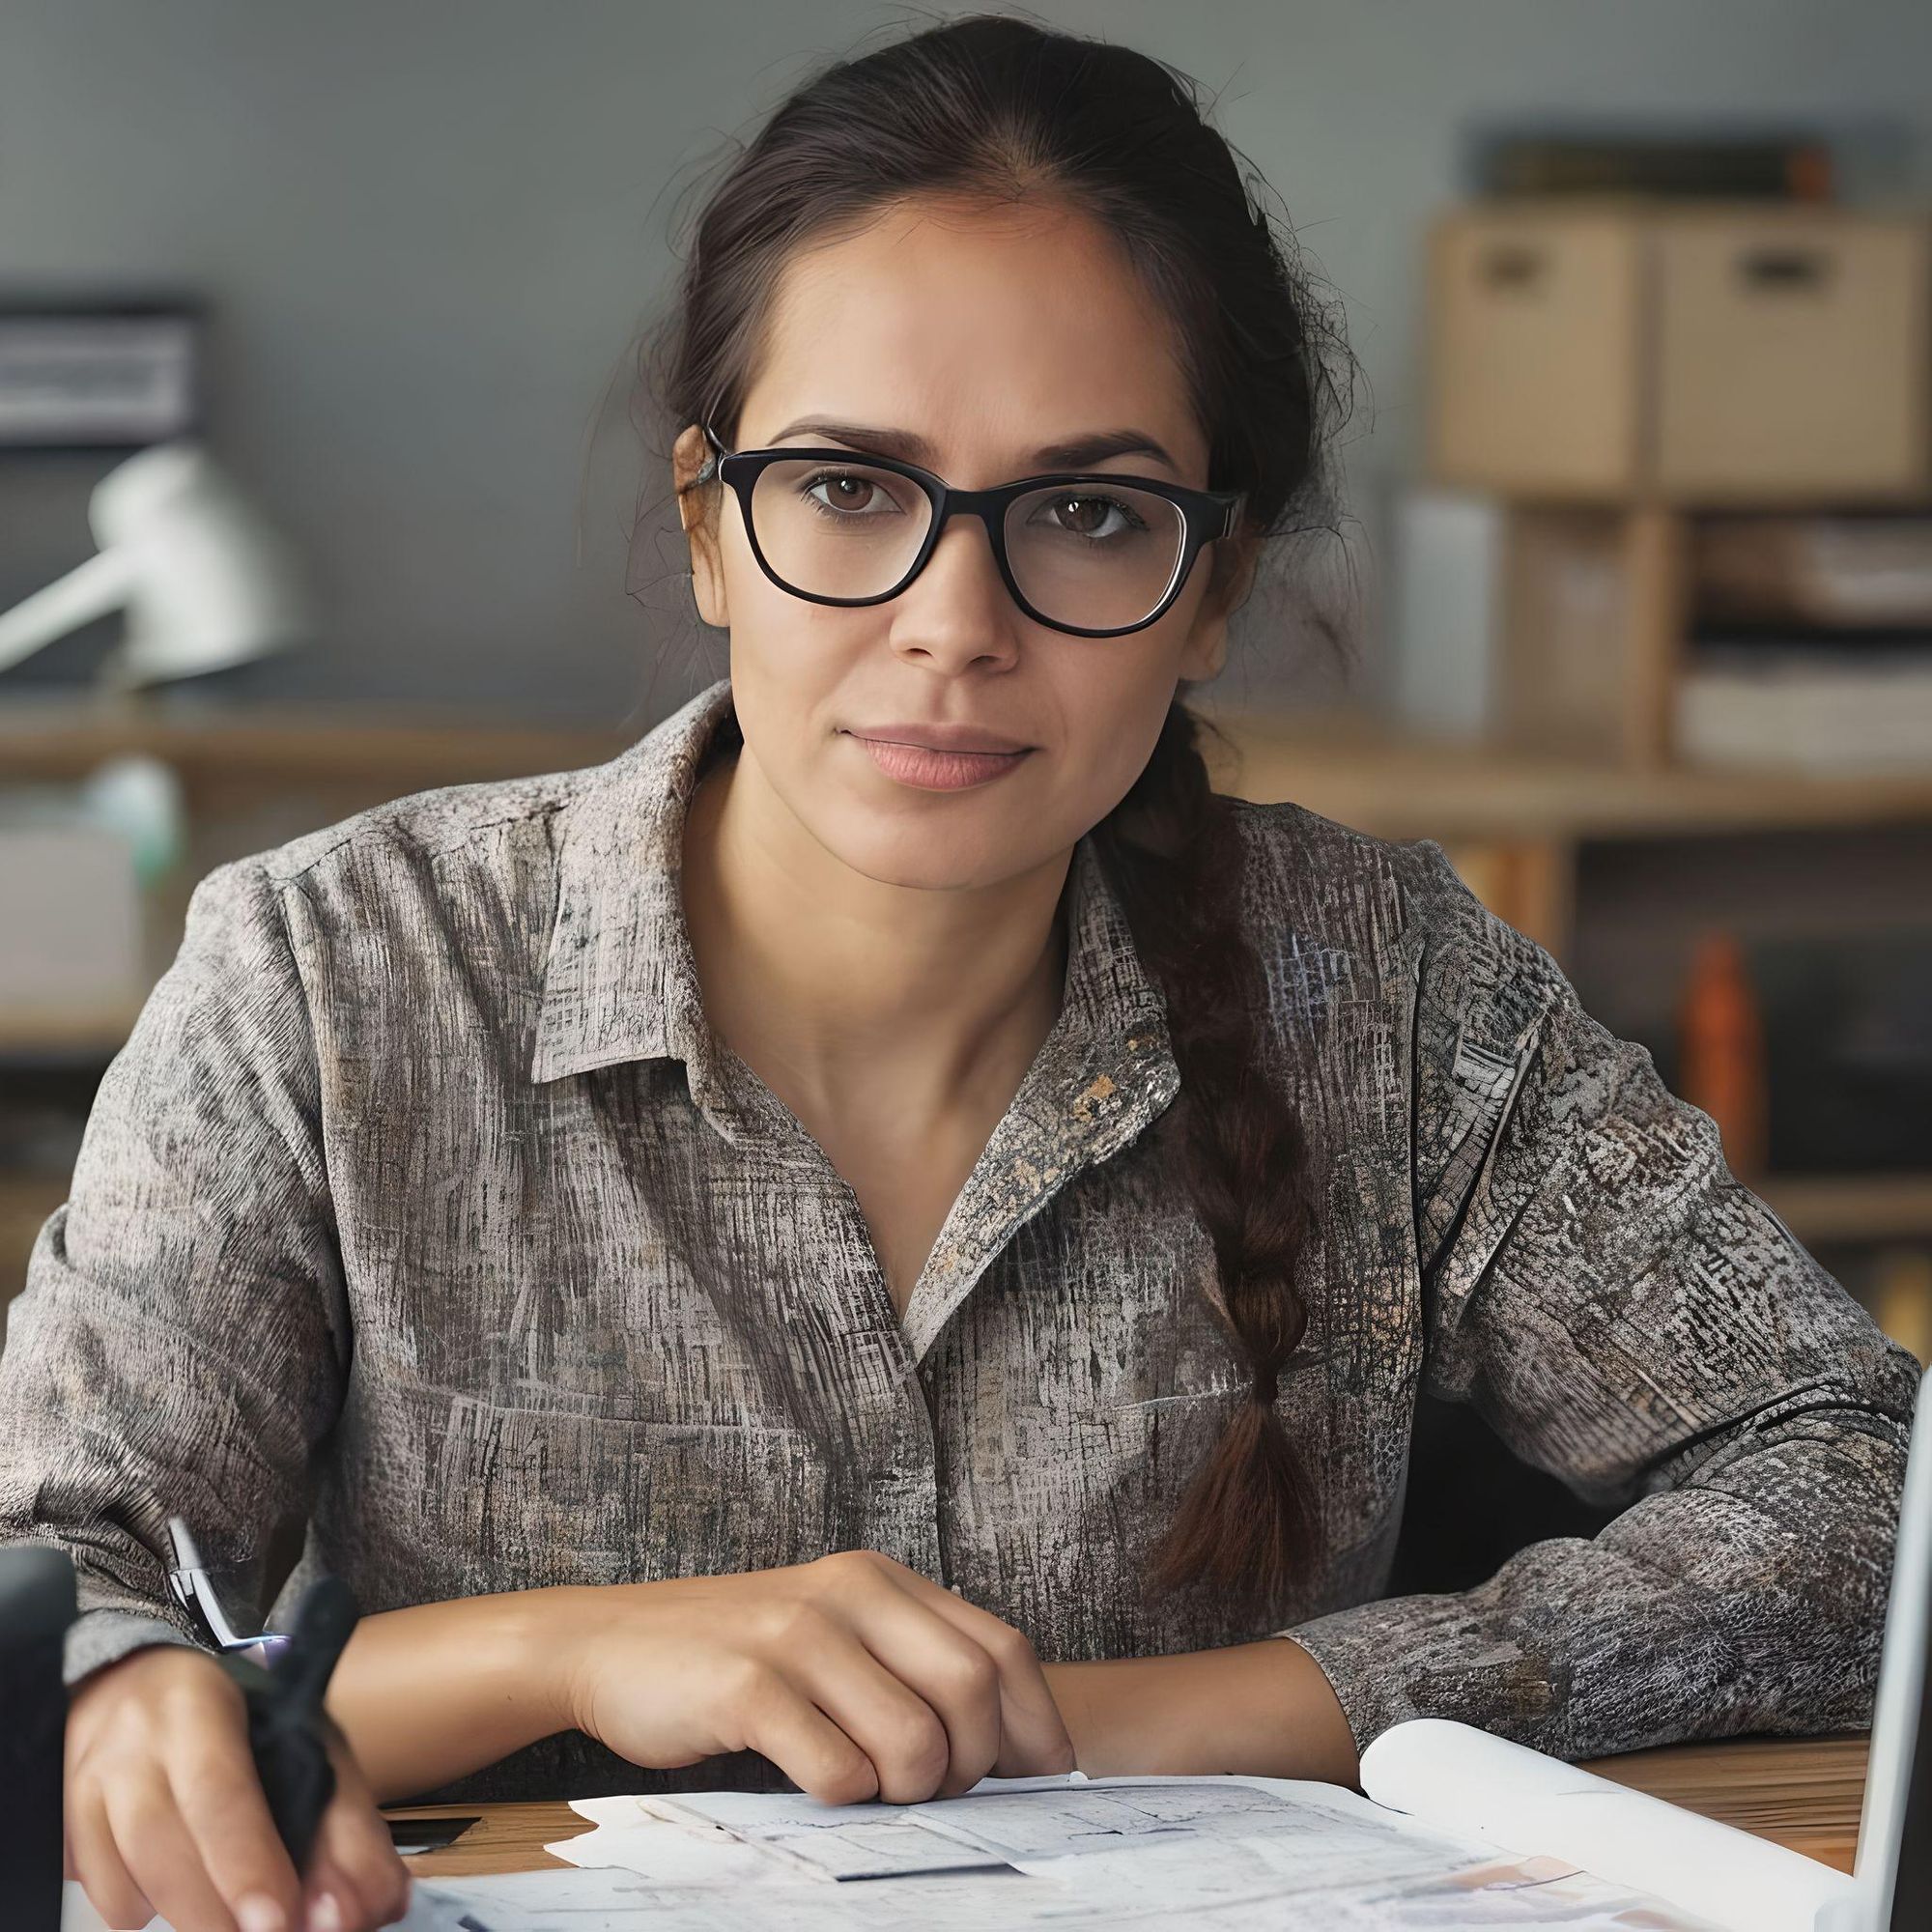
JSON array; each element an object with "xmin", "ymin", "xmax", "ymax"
[{"xmin": 0, "ymin": 440, "xmax": 312, "ymax": 688}]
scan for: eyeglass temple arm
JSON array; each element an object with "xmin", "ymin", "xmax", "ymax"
[{"xmin": 692, "ymin": 418, "xmax": 729, "ymax": 486}]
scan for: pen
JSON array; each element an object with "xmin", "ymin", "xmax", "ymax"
[
  {"xmin": 240, "ymin": 1570, "xmax": 359, "ymax": 1876},
  {"xmin": 164, "ymin": 1515, "xmax": 358, "ymax": 1876},
  {"xmin": 165, "ymin": 1516, "xmax": 293, "ymax": 1666}
]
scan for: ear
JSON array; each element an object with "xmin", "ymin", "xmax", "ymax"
[
  {"xmin": 1176, "ymin": 534, "xmax": 1257, "ymax": 682},
  {"xmin": 673, "ymin": 422, "xmax": 729, "ymax": 629},
  {"xmin": 1177, "ymin": 605, "xmax": 1229, "ymax": 683}
]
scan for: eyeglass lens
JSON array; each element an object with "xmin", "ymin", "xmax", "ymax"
[{"xmin": 746, "ymin": 458, "xmax": 1188, "ymax": 629}]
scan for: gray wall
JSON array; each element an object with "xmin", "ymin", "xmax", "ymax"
[{"xmin": 4, "ymin": 1, "xmax": 1929, "ymax": 729}]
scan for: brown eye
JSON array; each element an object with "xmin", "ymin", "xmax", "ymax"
[
  {"xmin": 804, "ymin": 469, "xmax": 898, "ymax": 516},
  {"xmin": 1038, "ymin": 493, "xmax": 1146, "ymax": 541}
]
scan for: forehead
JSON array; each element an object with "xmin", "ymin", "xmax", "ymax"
[{"xmin": 741, "ymin": 196, "xmax": 1203, "ymax": 467}]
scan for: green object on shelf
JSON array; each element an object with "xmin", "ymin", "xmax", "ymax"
[{"xmin": 0, "ymin": 753, "xmax": 186, "ymax": 887}]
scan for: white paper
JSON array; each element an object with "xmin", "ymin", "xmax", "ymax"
[
  {"xmin": 925, "ymin": 1772, "xmax": 1497, "ymax": 1879},
  {"xmin": 541, "ymin": 1770, "xmax": 1722, "ymax": 1929},
  {"xmin": 423, "ymin": 1857, "xmax": 1713, "ymax": 1932},
  {"xmin": 62, "ymin": 1875, "xmax": 475, "ymax": 1932},
  {"xmin": 643, "ymin": 1771, "xmax": 1485, "ymax": 1886},
  {"xmin": 439, "ymin": 1863, "xmax": 1052, "ymax": 1931},
  {"xmin": 642, "ymin": 1787, "xmax": 1010, "ymax": 1881},
  {"xmin": 547, "ymin": 1794, "xmax": 819, "ymax": 1887},
  {"xmin": 1358, "ymin": 1718, "xmax": 1856, "ymax": 1932}
]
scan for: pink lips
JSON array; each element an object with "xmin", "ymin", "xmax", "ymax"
[{"xmin": 843, "ymin": 731, "xmax": 1034, "ymax": 791}]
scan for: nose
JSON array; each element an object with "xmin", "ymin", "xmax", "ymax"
[{"xmin": 885, "ymin": 507, "xmax": 1022, "ymax": 673}]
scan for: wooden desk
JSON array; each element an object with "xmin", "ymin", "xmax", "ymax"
[{"xmin": 389, "ymin": 1732, "xmax": 1869, "ymax": 1881}]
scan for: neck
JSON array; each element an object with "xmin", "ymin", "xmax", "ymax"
[{"xmin": 679, "ymin": 739, "xmax": 1071, "ymax": 1130}]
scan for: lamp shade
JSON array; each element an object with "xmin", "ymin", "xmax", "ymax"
[{"xmin": 0, "ymin": 440, "xmax": 313, "ymax": 687}]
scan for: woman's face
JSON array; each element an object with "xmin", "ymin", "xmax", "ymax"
[{"xmin": 677, "ymin": 195, "xmax": 1247, "ymax": 895}]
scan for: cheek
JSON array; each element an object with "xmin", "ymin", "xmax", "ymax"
[
  {"xmin": 721, "ymin": 530, "xmax": 795, "ymax": 630},
  {"xmin": 1049, "ymin": 653, "xmax": 1185, "ymax": 803}
]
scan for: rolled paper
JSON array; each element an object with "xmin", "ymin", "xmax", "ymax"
[{"xmin": 1359, "ymin": 1718, "xmax": 1855, "ymax": 1932}]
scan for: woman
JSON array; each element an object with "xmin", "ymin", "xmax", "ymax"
[{"xmin": 3, "ymin": 15, "xmax": 1915, "ymax": 1932}]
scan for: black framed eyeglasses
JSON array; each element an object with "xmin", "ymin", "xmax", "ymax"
[{"xmin": 698, "ymin": 421, "xmax": 1245, "ymax": 640}]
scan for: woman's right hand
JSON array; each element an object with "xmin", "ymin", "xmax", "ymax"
[
  {"xmin": 66, "ymin": 1643, "xmax": 412, "ymax": 1932},
  {"xmin": 558, "ymin": 1549, "xmax": 1075, "ymax": 1804}
]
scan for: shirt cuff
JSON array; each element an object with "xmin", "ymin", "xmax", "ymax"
[
  {"xmin": 1279, "ymin": 1593, "xmax": 1562, "ymax": 1760},
  {"xmin": 63, "ymin": 1606, "xmax": 211, "ymax": 1690}
]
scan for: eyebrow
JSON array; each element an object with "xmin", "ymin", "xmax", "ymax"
[{"xmin": 764, "ymin": 417, "xmax": 1183, "ymax": 476}]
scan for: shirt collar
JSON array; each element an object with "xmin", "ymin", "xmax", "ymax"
[{"xmin": 530, "ymin": 674, "xmax": 1179, "ymax": 1154}]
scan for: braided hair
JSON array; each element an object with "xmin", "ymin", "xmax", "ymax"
[{"xmin": 1091, "ymin": 703, "xmax": 1321, "ymax": 1604}]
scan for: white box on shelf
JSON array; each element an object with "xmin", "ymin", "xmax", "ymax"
[
  {"xmin": 1389, "ymin": 484, "xmax": 1505, "ymax": 737},
  {"xmin": 1676, "ymin": 650, "xmax": 1932, "ymax": 774},
  {"xmin": 0, "ymin": 823, "xmax": 145, "ymax": 1042}
]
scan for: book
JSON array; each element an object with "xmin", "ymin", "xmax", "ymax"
[{"xmin": 1676, "ymin": 642, "xmax": 1932, "ymax": 773}]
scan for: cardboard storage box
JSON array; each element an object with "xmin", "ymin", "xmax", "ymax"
[{"xmin": 1427, "ymin": 200, "xmax": 1931, "ymax": 504}]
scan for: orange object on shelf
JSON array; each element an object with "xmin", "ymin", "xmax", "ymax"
[{"xmin": 1677, "ymin": 929, "xmax": 1770, "ymax": 1179}]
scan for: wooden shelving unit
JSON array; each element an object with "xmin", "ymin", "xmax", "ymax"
[
  {"xmin": 1197, "ymin": 697, "xmax": 1932, "ymax": 958},
  {"xmin": 1398, "ymin": 195, "xmax": 1932, "ymax": 1358}
]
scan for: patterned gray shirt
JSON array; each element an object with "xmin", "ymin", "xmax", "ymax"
[{"xmin": 0, "ymin": 676, "xmax": 1916, "ymax": 1804}]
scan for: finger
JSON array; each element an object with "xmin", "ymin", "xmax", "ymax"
[
  {"xmin": 302, "ymin": 1855, "xmax": 408, "ymax": 1932},
  {"xmin": 67, "ymin": 1788, "xmax": 156, "ymax": 1932},
  {"xmin": 164, "ymin": 1722, "xmax": 305, "ymax": 1932},
  {"xmin": 107, "ymin": 1770, "xmax": 240, "ymax": 1932},
  {"xmin": 842, "ymin": 1599, "xmax": 1003, "ymax": 1796},
  {"xmin": 794, "ymin": 1627, "xmax": 953, "ymax": 1804},
  {"xmin": 307, "ymin": 1748, "xmax": 412, "ymax": 1931},
  {"xmin": 731, "ymin": 1662, "xmax": 881, "ymax": 1806},
  {"xmin": 885, "ymin": 1573, "xmax": 1074, "ymax": 1776},
  {"xmin": 298, "ymin": 1869, "xmax": 355, "ymax": 1932}
]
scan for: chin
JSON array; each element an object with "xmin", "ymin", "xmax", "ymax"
[{"xmin": 824, "ymin": 814, "xmax": 1032, "ymax": 895}]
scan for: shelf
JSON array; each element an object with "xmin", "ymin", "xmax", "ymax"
[
  {"xmin": 0, "ymin": 693, "xmax": 628, "ymax": 789},
  {"xmin": 1196, "ymin": 704, "xmax": 1932, "ymax": 843},
  {"xmin": 1754, "ymin": 1173, "xmax": 1932, "ymax": 1247},
  {"xmin": 0, "ymin": 1170, "xmax": 70, "ymax": 1333},
  {"xmin": 0, "ymin": 1004, "xmax": 143, "ymax": 1059}
]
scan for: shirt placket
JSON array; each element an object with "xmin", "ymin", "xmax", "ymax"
[{"xmin": 687, "ymin": 966, "xmax": 1180, "ymax": 1587}]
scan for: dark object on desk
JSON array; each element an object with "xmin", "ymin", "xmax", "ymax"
[
  {"xmin": 213, "ymin": 1574, "xmax": 359, "ymax": 1876},
  {"xmin": 0, "ymin": 1543, "xmax": 76, "ymax": 1932},
  {"xmin": 387, "ymin": 1814, "xmax": 483, "ymax": 1855}
]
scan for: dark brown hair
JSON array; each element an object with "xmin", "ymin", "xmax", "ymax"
[{"xmin": 636, "ymin": 11, "xmax": 1361, "ymax": 1608}]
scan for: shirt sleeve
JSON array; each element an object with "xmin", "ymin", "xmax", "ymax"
[
  {"xmin": 0, "ymin": 857, "xmax": 349, "ymax": 1687},
  {"xmin": 1285, "ymin": 836, "xmax": 1920, "ymax": 1762}
]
